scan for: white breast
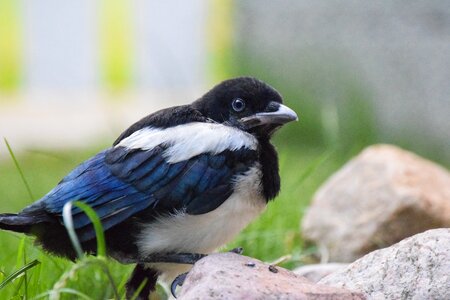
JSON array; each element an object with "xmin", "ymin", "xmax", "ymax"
[
  {"xmin": 137, "ymin": 165, "xmax": 266, "ymax": 255},
  {"xmin": 137, "ymin": 165, "xmax": 266, "ymax": 279}
]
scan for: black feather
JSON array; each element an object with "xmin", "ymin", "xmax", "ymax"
[
  {"xmin": 113, "ymin": 106, "xmax": 207, "ymax": 145},
  {"xmin": 259, "ymin": 138, "xmax": 281, "ymax": 201},
  {"xmin": 0, "ymin": 214, "xmax": 35, "ymax": 233}
]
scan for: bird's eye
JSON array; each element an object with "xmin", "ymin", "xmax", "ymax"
[{"xmin": 231, "ymin": 98, "xmax": 246, "ymax": 112}]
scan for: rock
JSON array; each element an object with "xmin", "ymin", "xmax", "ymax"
[
  {"xmin": 319, "ymin": 229, "xmax": 450, "ymax": 299},
  {"xmin": 177, "ymin": 253, "xmax": 365, "ymax": 299},
  {"xmin": 302, "ymin": 144, "xmax": 450, "ymax": 262},
  {"xmin": 293, "ymin": 263, "xmax": 349, "ymax": 283}
]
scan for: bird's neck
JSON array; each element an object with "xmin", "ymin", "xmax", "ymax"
[{"xmin": 258, "ymin": 138, "xmax": 280, "ymax": 201}]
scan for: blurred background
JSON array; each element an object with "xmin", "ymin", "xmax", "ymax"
[
  {"xmin": 0, "ymin": 0, "xmax": 449, "ymax": 297},
  {"xmin": 0, "ymin": 0, "xmax": 449, "ymax": 160}
]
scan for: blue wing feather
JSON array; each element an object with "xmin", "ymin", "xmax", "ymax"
[
  {"xmin": 40, "ymin": 144, "xmax": 257, "ymax": 242},
  {"xmin": 58, "ymin": 151, "xmax": 107, "ymax": 184},
  {"xmin": 107, "ymin": 146, "xmax": 164, "ymax": 181},
  {"xmin": 134, "ymin": 161, "xmax": 169, "ymax": 191},
  {"xmin": 147, "ymin": 160, "xmax": 188, "ymax": 194}
]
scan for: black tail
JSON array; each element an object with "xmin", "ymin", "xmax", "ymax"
[
  {"xmin": 0, "ymin": 213, "xmax": 38, "ymax": 233},
  {"xmin": 0, "ymin": 200, "xmax": 56, "ymax": 234},
  {"xmin": 0, "ymin": 211, "xmax": 81, "ymax": 260},
  {"xmin": 0, "ymin": 203, "xmax": 54, "ymax": 234}
]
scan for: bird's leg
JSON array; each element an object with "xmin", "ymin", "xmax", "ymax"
[
  {"xmin": 137, "ymin": 253, "xmax": 205, "ymax": 299},
  {"xmin": 139, "ymin": 252, "xmax": 207, "ymax": 264},
  {"xmin": 126, "ymin": 264, "xmax": 159, "ymax": 300},
  {"xmin": 139, "ymin": 247, "xmax": 243, "ymax": 265}
]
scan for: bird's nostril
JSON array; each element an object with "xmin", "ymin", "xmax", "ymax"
[{"xmin": 265, "ymin": 101, "xmax": 280, "ymax": 112}]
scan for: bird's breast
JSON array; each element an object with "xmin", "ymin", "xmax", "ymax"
[{"xmin": 137, "ymin": 164, "xmax": 266, "ymax": 256}]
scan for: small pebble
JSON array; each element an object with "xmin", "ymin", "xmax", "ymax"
[
  {"xmin": 245, "ymin": 262, "xmax": 256, "ymax": 267},
  {"xmin": 268, "ymin": 265, "xmax": 278, "ymax": 273}
]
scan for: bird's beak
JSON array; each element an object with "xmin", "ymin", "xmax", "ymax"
[{"xmin": 241, "ymin": 102, "xmax": 298, "ymax": 129}]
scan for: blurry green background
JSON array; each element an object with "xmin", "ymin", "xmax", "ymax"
[{"xmin": 0, "ymin": 0, "xmax": 449, "ymax": 298}]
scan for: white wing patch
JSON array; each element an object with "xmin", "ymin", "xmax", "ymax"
[{"xmin": 117, "ymin": 122, "xmax": 258, "ymax": 163}]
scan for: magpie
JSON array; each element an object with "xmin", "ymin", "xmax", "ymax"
[{"xmin": 0, "ymin": 77, "xmax": 297, "ymax": 299}]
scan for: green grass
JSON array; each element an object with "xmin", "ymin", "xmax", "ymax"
[{"xmin": 0, "ymin": 141, "xmax": 346, "ymax": 299}]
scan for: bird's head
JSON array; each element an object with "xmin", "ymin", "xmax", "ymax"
[{"xmin": 192, "ymin": 77, "xmax": 298, "ymax": 138}]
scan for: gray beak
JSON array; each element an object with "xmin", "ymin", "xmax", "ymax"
[{"xmin": 241, "ymin": 102, "xmax": 298, "ymax": 129}]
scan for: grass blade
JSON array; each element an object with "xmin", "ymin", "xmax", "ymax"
[
  {"xmin": 62, "ymin": 201, "xmax": 107, "ymax": 258},
  {"xmin": 299, "ymin": 150, "xmax": 333, "ymax": 183},
  {"xmin": 0, "ymin": 260, "xmax": 40, "ymax": 290},
  {"xmin": 92, "ymin": 260, "xmax": 120, "ymax": 300},
  {"xmin": 129, "ymin": 278, "xmax": 147, "ymax": 300},
  {"xmin": 23, "ymin": 240, "xmax": 28, "ymax": 299},
  {"xmin": 4, "ymin": 138, "xmax": 34, "ymax": 201},
  {"xmin": 73, "ymin": 201, "xmax": 106, "ymax": 257},
  {"xmin": 62, "ymin": 202, "xmax": 84, "ymax": 259},
  {"xmin": 293, "ymin": 148, "xmax": 335, "ymax": 193},
  {"xmin": 61, "ymin": 202, "xmax": 119, "ymax": 298},
  {"xmin": 35, "ymin": 288, "xmax": 94, "ymax": 300},
  {"xmin": 12, "ymin": 237, "xmax": 29, "ymax": 297}
]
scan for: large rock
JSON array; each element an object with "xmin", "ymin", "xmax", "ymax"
[
  {"xmin": 302, "ymin": 144, "xmax": 450, "ymax": 262},
  {"xmin": 319, "ymin": 229, "xmax": 450, "ymax": 299},
  {"xmin": 294, "ymin": 263, "xmax": 349, "ymax": 283},
  {"xmin": 178, "ymin": 253, "xmax": 365, "ymax": 299}
]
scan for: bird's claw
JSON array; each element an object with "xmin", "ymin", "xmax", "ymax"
[
  {"xmin": 229, "ymin": 247, "xmax": 244, "ymax": 254},
  {"xmin": 171, "ymin": 272, "xmax": 188, "ymax": 298}
]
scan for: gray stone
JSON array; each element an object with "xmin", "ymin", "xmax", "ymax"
[
  {"xmin": 302, "ymin": 144, "xmax": 450, "ymax": 262},
  {"xmin": 319, "ymin": 229, "xmax": 450, "ymax": 300},
  {"xmin": 178, "ymin": 253, "xmax": 365, "ymax": 299},
  {"xmin": 293, "ymin": 263, "xmax": 349, "ymax": 283}
]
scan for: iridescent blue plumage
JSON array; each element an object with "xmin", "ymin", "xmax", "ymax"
[{"xmin": 39, "ymin": 145, "xmax": 257, "ymax": 241}]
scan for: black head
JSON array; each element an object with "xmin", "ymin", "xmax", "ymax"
[{"xmin": 192, "ymin": 77, "xmax": 298, "ymax": 138}]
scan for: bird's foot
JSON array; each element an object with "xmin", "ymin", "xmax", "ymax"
[
  {"xmin": 171, "ymin": 272, "xmax": 188, "ymax": 298},
  {"xmin": 138, "ymin": 249, "xmax": 242, "ymax": 298},
  {"xmin": 138, "ymin": 252, "xmax": 206, "ymax": 298},
  {"xmin": 168, "ymin": 248, "xmax": 243, "ymax": 298}
]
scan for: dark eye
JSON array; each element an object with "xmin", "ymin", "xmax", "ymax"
[{"xmin": 231, "ymin": 98, "xmax": 246, "ymax": 112}]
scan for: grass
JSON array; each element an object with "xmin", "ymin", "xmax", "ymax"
[{"xmin": 0, "ymin": 140, "xmax": 347, "ymax": 299}]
